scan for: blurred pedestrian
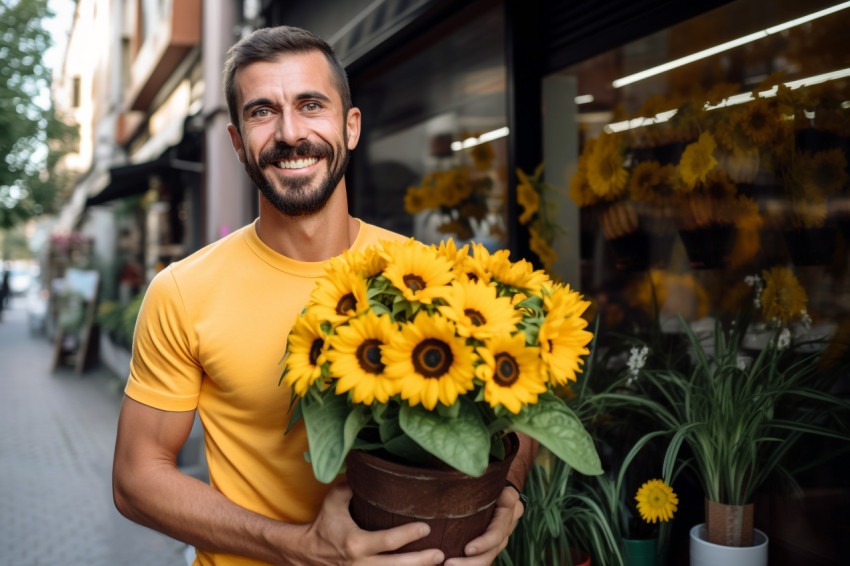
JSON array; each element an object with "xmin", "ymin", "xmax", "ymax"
[
  {"xmin": 112, "ymin": 25, "xmax": 535, "ymax": 566},
  {"xmin": 0, "ymin": 262, "xmax": 11, "ymax": 321}
]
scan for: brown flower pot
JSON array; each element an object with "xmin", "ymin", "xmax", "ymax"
[
  {"xmin": 345, "ymin": 433, "xmax": 519, "ymax": 562},
  {"xmin": 705, "ymin": 498, "xmax": 755, "ymax": 547}
]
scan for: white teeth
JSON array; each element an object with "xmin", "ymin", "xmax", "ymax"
[{"xmin": 277, "ymin": 157, "xmax": 318, "ymax": 169}]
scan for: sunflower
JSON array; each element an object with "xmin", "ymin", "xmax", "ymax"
[
  {"xmin": 473, "ymin": 243, "xmax": 550, "ymax": 291},
  {"xmin": 739, "ymin": 96, "xmax": 782, "ymax": 146},
  {"xmin": 516, "ymin": 168, "xmax": 540, "ymax": 224},
  {"xmin": 586, "ymin": 132, "xmax": 629, "ymax": 199},
  {"xmin": 306, "ymin": 262, "xmax": 370, "ymax": 325},
  {"xmin": 404, "ymin": 186, "xmax": 429, "ymax": 214},
  {"xmin": 538, "ymin": 285, "xmax": 593, "ymax": 385},
  {"xmin": 381, "ymin": 239, "xmax": 455, "ymax": 304},
  {"xmin": 635, "ymin": 479, "xmax": 678, "ymax": 523},
  {"xmin": 438, "ymin": 279, "xmax": 522, "ymax": 340},
  {"xmin": 801, "ymin": 148, "xmax": 848, "ymax": 197},
  {"xmin": 678, "ymin": 131, "xmax": 718, "ymax": 190},
  {"xmin": 476, "ymin": 333, "xmax": 546, "ymax": 414},
  {"xmin": 326, "ymin": 311, "xmax": 399, "ymax": 404},
  {"xmin": 283, "ymin": 309, "xmax": 329, "ymax": 396},
  {"xmin": 569, "ymin": 144, "xmax": 600, "ymax": 207},
  {"xmin": 529, "ymin": 226, "xmax": 557, "ymax": 271},
  {"xmin": 383, "ymin": 312, "xmax": 476, "ymax": 410},
  {"xmin": 470, "ymin": 139, "xmax": 495, "ymax": 171},
  {"xmin": 760, "ymin": 266, "xmax": 808, "ymax": 325}
]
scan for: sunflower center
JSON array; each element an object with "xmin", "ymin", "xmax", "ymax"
[
  {"xmin": 464, "ymin": 308, "xmax": 487, "ymax": 327},
  {"xmin": 493, "ymin": 353, "xmax": 520, "ymax": 386},
  {"xmin": 309, "ymin": 338, "xmax": 324, "ymax": 366},
  {"xmin": 412, "ymin": 338, "xmax": 453, "ymax": 378},
  {"xmin": 403, "ymin": 274, "xmax": 426, "ymax": 293},
  {"xmin": 335, "ymin": 292, "xmax": 357, "ymax": 315},
  {"xmin": 355, "ymin": 339, "xmax": 385, "ymax": 374}
]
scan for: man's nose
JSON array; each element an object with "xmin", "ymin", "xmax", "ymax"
[{"xmin": 275, "ymin": 110, "xmax": 308, "ymax": 145}]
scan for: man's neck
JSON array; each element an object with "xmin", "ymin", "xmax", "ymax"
[{"xmin": 255, "ymin": 191, "xmax": 359, "ymax": 262}]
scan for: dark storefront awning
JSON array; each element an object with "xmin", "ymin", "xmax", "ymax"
[{"xmin": 86, "ymin": 118, "xmax": 204, "ymax": 207}]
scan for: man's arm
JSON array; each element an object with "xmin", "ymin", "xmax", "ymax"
[
  {"xmin": 112, "ymin": 396, "xmax": 445, "ymax": 566},
  {"xmin": 443, "ymin": 432, "xmax": 539, "ymax": 566}
]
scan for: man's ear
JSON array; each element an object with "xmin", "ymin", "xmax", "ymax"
[
  {"xmin": 345, "ymin": 107, "xmax": 361, "ymax": 150},
  {"xmin": 227, "ymin": 124, "xmax": 246, "ymax": 164}
]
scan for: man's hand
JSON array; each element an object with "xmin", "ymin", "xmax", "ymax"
[
  {"xmin": 291, "ymin": 484, "xmax": 445, "ymax": 566},
  {"xmin": 442, "ymin": 486, "xmax": 523, "ymax": 566}
]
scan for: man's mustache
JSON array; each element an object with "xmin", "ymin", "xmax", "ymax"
[{"xmin": 259, "ymin": 140, "xmax": 334, "ymax": 167}]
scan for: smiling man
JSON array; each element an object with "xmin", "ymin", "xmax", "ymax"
[{"xmin": 112, "ymin": 26, "xmax": 535, "ymax": 566}]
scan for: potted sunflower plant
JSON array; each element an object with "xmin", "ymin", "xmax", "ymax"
[{"xmin": 282, "ymin": 238, "xmax": 602, "ymax": 561}]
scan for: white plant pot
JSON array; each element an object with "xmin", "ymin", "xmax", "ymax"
[{"xmin": 690, "ymin": 523, "xmax": 768, "ymax": 566}]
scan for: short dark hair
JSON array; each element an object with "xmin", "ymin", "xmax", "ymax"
[{"xmin": 223, "ymin": 26, "xmax": 352, "ymax": 133}]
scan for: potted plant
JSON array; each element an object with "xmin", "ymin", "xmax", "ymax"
[
  {"xmin": 498, "ymin": 448, "xmax": 618, "ymax": 566},
  {"xmin": 593, "ymin": 315, "xmax": 850, "ymax": 562},
  {"xmin": 282, "ymin": 238, "xmax": 603, "ymax": 560}
]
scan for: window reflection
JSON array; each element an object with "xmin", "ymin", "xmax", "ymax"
[
  {"xmin": 351, "ymin": 0, "xmax": 508, "ymax": 249},
  {"xmin": 558, "ymin": 0, "xmax": 850, "ymax": 339}
]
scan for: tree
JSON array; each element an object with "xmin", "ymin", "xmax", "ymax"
[{"xmin": 0, "ymin": 0, "xmax": 77, "ymax": 230}]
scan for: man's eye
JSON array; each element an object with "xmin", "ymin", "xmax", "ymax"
[
  {"xmin": 253, "ymin": 108, "xmax": 270, "ymax": 117},
  {"xmin": 303, "ymin": 102, "xmax": 321, "ymax": 112}
]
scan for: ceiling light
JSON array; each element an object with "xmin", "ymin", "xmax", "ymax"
[
  {"xmin": 612, "ymin": 1, "xmax": 850, "ymax": 88},
  {"xmin": 451, "ymin": 127, "xmax": 510, "ymax": 151}
]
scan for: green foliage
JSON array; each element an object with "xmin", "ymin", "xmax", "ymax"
[
  {"xmin": 592, "ymin": 316, "xmax": 850, "ymax": 506},
  {"xmin": 0, "ymin": 0, "xmax": 78, "ymax": 229},
  {"xmin": 498, "ymin": 450, "xmax": 623, "ymax": 566},
  {"xmin": 97, "ymin": 287, "xmax": 146, "ymax": 348}
]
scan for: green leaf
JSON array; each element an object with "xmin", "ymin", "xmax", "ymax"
[
  {"xmin": 302, "ymin": 393, "xmax": 370, "ymax": 483},
  {"xmin": 509, "ymin": 392, "xmax": 602, "ymax": 476},
  {"xmin": 400, "ymin": 398, "xmax": 491, "ymax": 476}
]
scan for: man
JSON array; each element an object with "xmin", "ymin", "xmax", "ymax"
[{"xmin": 113, "ymin": 26, "xmax": 535, "ymax": 566}]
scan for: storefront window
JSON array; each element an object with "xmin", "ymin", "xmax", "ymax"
[
  {"xmin": 350, "ymin": 0, "xmax": 508, "ymax": 249},
  {"xmin": 554, "ymin": 0, "xmax": 850, "ymax": 339}
]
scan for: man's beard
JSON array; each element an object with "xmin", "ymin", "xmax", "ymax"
[{"xmin": 243, "ymin": 134, "xmax": 350, "ymax": 217}]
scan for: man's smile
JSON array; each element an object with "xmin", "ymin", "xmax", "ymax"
[{"xmin": 274, "ymin": 157, "xmax": 320, "ymax": 170}]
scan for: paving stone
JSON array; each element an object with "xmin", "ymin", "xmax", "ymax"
[{"xmin": 0, "ymin": 301, "xmax": 186, "ymax": 566}]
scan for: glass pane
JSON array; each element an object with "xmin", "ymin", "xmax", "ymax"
[
  {"xmin": 555, "ymin": 0, "xmax": 850, "ymax": 338},
  {"xmin": 351, "ymin": 0, "xmax": 508, "ymax": 249}
]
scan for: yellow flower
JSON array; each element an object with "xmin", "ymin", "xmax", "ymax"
[
  {"xmin": 383, "ymin": 312, "xmax": 476, "ymax": 410},
  {"xmin": 801, "ymin": 148, "xmax": 848, "ymax": 197},
  {"xmin": 635, "ymin": 479, "xmax": 678, "ymax": 523},
  {"xmin": 727, "ymin": 196, "xmax": 763, "ymax": 269},
  {"xmin": 569, "ymin": 143, "xmax": 600, "ymax": 207},
  {"xmin": 306, "ymin": 262, "xmax": 370, "ymax": 325},
  {"xmin": 538, "ymin": 285, "xmax": 593, "ymax": 385},
  {"xmin": 739, "ymin": 97, "xmax": 782, "ymax": 146},
  {"xmin": 761, "ymin": 266, "xmax": 808, "ymax": 324},
  {"xmin": 517, "ymin": 168, "xmax": 540, "ymax": 224},
  {"xmin": 404, "ymin": 186, "xmax": 429, "ymax": 214},
  {"xmin": 476, "ymin": 333, "xmax": 546, "ymax": 414},
  {"xmin": 470, "ymin": 140, "xmax": 495, "ymax": 171},
  {"xmin": 327, "ymin": 312, "xmax": 399, "ymax": 405},
  {"xmin": 438, "ymin": 279, "xmax": 522, "ymax": 340},
  {"xmin": 473, "ymin": 243, "xmax": 550, "ymax": 291},
  {"xmin": 283, "ymin": 309, "xmax": 328, "ymax": 396},
  {"xmin": 529, "ymin": 226, "xmax": 557, "ymax": 271},
  {"xmin": 381, "ymin": 239, "xmax": 455, "ymax": 304},
  {"xmin": 586, "ymin": 132, "xmax": 629, "ymax": 199},
  {"xmin": 678, "ymin": 131, "xmax": 718, "ymax": 190}
]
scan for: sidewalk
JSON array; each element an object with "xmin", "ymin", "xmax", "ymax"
[{"xmin": 0, "ymin": 298, "xmax": 188, "ymax": 566}]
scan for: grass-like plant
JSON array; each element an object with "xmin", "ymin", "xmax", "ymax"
[
  {"xmin": 592, "ymin": 316, "xmax": 850, "ymax": 508},
  {"xmin": 498, "ymin": 449, "xmax": 623, "ymax": 566}
]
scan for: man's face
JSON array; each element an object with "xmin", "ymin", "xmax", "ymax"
[{"xmin": 227, "ymin": 51, "xmax": 360, "ymax": 216}]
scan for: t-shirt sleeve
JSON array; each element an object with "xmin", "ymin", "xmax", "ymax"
[{"xmin": 125, "ymin": 267, "xmax": 202, "ymax": 412}]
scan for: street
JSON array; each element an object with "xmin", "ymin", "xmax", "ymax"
[{"xmin": 0, "ymin": 297, "xmax": 188, "ymax": 566}]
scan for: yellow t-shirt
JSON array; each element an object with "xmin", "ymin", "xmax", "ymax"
[{"xmin": 125, "ymin": 219, "xmax": 406, "ymax": 566}]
